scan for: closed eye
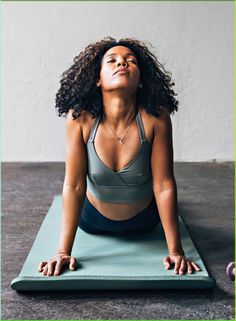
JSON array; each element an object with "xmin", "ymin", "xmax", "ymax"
[{"xmin": 107, "ymin": 59, "xmax": 137, "ymax": 64}]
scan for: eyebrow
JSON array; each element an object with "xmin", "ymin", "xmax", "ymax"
[{"xmin": 104, "ymin": 53, "xmax": 137, "ymax": 59}]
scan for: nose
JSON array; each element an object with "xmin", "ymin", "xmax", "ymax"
[{"xmin": 117, "ymin": 58, "xmax": 127, "ymax": 67}]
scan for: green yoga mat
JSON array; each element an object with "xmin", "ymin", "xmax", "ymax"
[{"xmin": 11, "ymin": 195, "xmax": 215, "ymax": 291}]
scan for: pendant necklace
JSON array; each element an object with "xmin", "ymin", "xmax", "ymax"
[{"xmin": 103, "ymin": 113, "xmax": 136, "ymax": 145}]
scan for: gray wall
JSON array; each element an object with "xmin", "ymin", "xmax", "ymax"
[{"xmin": 2, "ymin": 1, "xmax": 234, "ymax": 162}]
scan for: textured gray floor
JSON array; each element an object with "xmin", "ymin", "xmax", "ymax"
[{"xmin": 1, "ymin": 162, "xmax": 234, "ymax": 320}]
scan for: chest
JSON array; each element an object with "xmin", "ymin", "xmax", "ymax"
[{"xmin": 85, "ymin": 118, "xmax": 154, "ymax": 173}]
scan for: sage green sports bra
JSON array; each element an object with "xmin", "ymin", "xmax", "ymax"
[{"xmin": 86, "ymin": 110, "xmax": 153, "ymax": 203}]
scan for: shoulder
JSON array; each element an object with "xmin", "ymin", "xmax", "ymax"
[
  {"xmin": 66, "ymin": 109, "xmax": 97, "ymax": 144},
  {"xmin": 66, "ymin": 109, "xmax": 96, "ymax": 129},
  {"xmin": 140, "ymin": 106, "xmax": 171, "ymax": 136}
]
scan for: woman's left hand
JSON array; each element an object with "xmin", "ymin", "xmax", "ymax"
[{"xmin": 163, "ymin": 253, "xmax": 201, "ymax": 275}]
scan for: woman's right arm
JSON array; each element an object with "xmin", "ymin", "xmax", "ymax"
[{"xmin": 38, "ymin": 109, "xmax": 88, "ymax": 276}]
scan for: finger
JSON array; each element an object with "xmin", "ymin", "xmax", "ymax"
[
  {"xmin": 179, "ymin": 259, "xmax": 186, "ymax": 275},
  {"xmin": 42, "ymin": 264, "xmax": 48, "ymax": 275},
  {"xmin": 62, "ymin": 255, "xmax": 71, "ymax": 262},
  {"xmin": 47, "ymin": 260, "xmax": 56, "ymax": 276},
  {"xmin": 38, "ymin": 261, "xmax": 47, "ymax": 272},
  {"xmin": 174, "ymin": 258, "xmax": 182, "ymax": 274},
  {"xmin": 69, "ymin": 257, "xmax": 76, "ymax": 271},
  {"xmin": 191, "ymin": 261, "xmax": 201, "ymax": 272},
  {"xmin": 163, "ymin": 256, "xmax": 171, "ymax": 269},
  {"xmin": 187, "ymin": 261, "xmax": 193, "ymax": 274},
  {"xmin": 54, "ymin": 259, "xmax": 63, "ymax": 276}
]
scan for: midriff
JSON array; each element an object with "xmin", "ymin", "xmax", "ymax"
[{"xmin": 86, "ymin": 190, "xmax": 154, "ymax": 221}]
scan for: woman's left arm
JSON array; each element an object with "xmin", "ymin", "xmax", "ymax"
[{"xmin": 151, "ymin": 107, "xmax": 201, "ymax": 275}]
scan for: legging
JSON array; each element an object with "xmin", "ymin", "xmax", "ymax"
[{"xmin": 78, "ymin": 194, "xmax": 161, "ymax": 235}]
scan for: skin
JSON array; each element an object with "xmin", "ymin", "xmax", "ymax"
[{"xmin": 38, "ymin": 46, "xmax": 201, "ymax": 276}]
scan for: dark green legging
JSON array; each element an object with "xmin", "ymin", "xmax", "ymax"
[{"xmin": 79, "ymin": 194, "xmax": 161, "ymax": 235}]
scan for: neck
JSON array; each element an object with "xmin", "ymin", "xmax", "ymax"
[{"xmin": 102, "ymin": 93, "xmax": 138, "ymax": 129}]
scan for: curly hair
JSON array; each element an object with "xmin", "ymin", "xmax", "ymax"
[{"xmin": 55, "ymin": 36, "xmax": 179, "ymax": 120}]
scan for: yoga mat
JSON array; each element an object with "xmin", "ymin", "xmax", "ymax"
[{"xmin": 11, "ymin": 195, "xmax": 215, "ymax": 291}]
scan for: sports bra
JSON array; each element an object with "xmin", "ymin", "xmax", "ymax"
[{"xmin": 86, "ymin": 110, "xmax": 153, "ymax": 203}]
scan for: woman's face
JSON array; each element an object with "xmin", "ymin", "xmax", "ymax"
[{"xmin": 97, "ymin": 45, "xmax": 141, "ymax": 93}]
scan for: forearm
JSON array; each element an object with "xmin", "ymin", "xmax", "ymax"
[
  {"xmin": 154, "ymin": 181, "xmax": 184, "ymax": 255},
  {"xmin": 57, "ymin": 184, "xmax": 86, "ymax": 255}
]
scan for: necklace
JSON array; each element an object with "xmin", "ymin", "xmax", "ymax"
[{"xmin": 103, "ymin": 113, "xmax": 136, "ymax": 145}]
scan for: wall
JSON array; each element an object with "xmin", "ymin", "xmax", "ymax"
[{"xmin": 1, "ymin": 1, "xmax": 234, "ymax": 162}]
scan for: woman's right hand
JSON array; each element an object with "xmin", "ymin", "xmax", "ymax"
[{"xmin": 37, "ymin": 253, "xmax": 77, "ymax": 276}]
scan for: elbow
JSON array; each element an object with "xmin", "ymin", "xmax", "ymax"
[
  {"xmin": 153, "ymin": 178, "xmax": 177, "ymax": 194},
  {"xmin": 63, "ymin": 182, "xmax": 87, "ymax": 196}
]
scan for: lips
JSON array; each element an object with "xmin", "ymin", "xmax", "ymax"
[{"xmin": 114, "ymin": 68, "xmax": 129, "ymax": 75}]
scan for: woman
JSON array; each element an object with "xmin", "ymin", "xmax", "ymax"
[{"xmin": 38, "ymin": 37, "xmax": 201, "ymax": 277}]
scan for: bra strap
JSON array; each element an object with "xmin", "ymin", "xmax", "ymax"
[
  {"xmin": 88, "ymin": 115, "xmax": 102, "ymax": 143},
  {"xmin": 89, "ymin": 112, "xmax": 146, "ymax": 143},
  {"xmin": 136, "ymin": 111, "xmax": 146, "ymax": 142}
]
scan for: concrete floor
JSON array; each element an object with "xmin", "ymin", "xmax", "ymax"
[{"xmin": 1, "ymin": 162, "xmax": 234, "ymax": 320}]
